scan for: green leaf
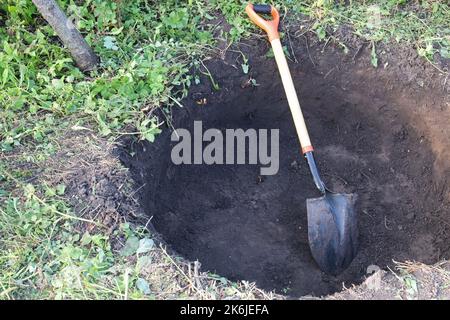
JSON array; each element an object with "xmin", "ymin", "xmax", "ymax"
[
  {"xmin": 371, "ymin": 42, "xmax": 378, "ymax": 68},
  {"xmin": 2, "ymin": 68, "xmax": 9, "ymax": 85},
  {"xmin": 51, "ymin": 78, "xmax": 64, "ymax": 90},
  {"xmin": 316, "ymin": 26, "xmax": 326, "ymax": 40},
  {"xmin": 136, "ymin": 238, "xmax": 154, "ymax": 254},
  {"xmin": 440, "ymin": 47, "xmax": 450, "ymax": 59},
  {"xmin": 23, "ymin": 184, "xmax": 35, "ymax": 198},
  {"xmin": 103, "ymin": 36, "xmax": 119, "ymax": 51},
  {"xmin": 109, "ymin": 27, "xmax": 124, "ymax": 35},
  {"xmin": 265, "ymin": 48, "xmax": 274, "ymax": 58},
  {"xmin": 404, "ymin": 276, "xmax": 418, "ymax": 292},
  {"xmin": 120, "ymin": 236, "xmax": 140, "ymax": 256},
  {"xmin": 241, "ymin": 63, "xmax": 249, "ymax": 74},
  {"xmin": 56, "ymin": 184, "xmax": 66, "ymax": 195},
  {"xmin": 136, "ymin": 278, "xmax": 151, "ymax": 295},
  {"xmin": 81, "ymin": 232, "xmax": 92, "ymax": 246}
]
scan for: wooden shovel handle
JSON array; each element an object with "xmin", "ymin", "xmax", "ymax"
[
  {"xmin": 271, "ymin": 39, "xmax": 313, "ymax": 154},
  {"xmin": 245, "ymin": 3, "xmax": 313, "ymax": 154}
]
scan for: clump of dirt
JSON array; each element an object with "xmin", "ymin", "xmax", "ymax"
[{"xmin": 119, "ymin": 35, "xmax": 449, "ymax": 297}]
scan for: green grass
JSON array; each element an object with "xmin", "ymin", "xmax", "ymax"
[
  {"xmin": 303, "ymin": 0, "xmax": 450, "ymax": 67},
  {"xmin": 0, "ymin": 157, "xmax": 143, "ymax": 299},
  {"xmin": 213, "ymin": 0, "xmax": 449, "ymax": 66},
  {"xmin": 1, "ymin": 0, "xmax": 215, "ymax": 152},
  {"xmin": 0, "ymin": 0, "xmax": 449, "ymax": 299},
  {"xmin": 1, "ymin": 1, "xmax": 448, "ymax": 149}
]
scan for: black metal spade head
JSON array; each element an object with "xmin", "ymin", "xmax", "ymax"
[{"xmin": 307, "ymin": 192, "xmax": 358, "ymax": 275}]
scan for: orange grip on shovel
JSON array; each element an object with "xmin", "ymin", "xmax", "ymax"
[{"xmin": 245, "ymin": 3, "xmax": 280, "ymax": 42}]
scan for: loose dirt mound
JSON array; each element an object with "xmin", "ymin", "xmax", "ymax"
[{"xmin": 120, "ymin": 36, "xmax": 449, "ymax": 297}]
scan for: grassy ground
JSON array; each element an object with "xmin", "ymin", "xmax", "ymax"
[{"xmin": 0, "ymin": 0, "xmax": 449, "ymax": 299}]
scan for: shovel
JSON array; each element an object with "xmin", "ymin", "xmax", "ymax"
[{"xmin": 246, "ymin": 3, "xmax": 358, "ymax": 275}]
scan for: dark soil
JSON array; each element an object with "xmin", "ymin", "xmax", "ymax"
[{"xmin": 119, "ymin": 35, "xmax": 450, "ymax": 297}]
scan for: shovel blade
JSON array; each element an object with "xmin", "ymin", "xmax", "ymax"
[{"xmin": 307, "ymin": 193, "xmax": 358, "ymax": 275}]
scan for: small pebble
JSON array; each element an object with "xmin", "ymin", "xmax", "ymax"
[{"xmin": 366, "ymin": 264, "xmax": 380, "ymax": 274}]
